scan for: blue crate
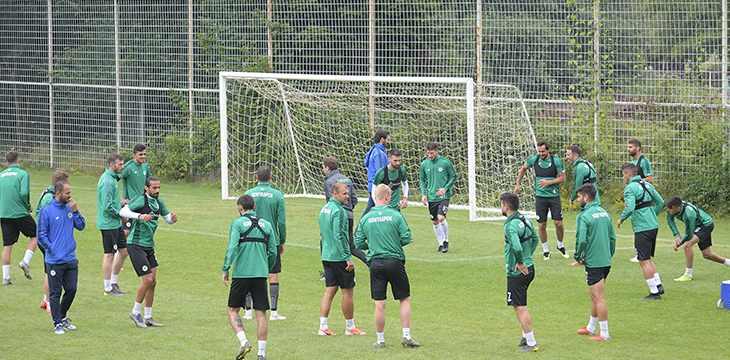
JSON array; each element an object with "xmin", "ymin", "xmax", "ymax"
[{"xmin": 722, "ymin": 280, "xmax": 730, "ymax": 310}]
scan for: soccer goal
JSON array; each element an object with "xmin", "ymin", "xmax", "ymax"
[{"xmin": 220, "ymin": 72, "xmax": 537, "ymax": 220}]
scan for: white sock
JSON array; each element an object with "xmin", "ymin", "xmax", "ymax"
[
  {"xmin": 345, "ymin": 318, "xmax": 355, "ymax": 331},
  {"xmin": 270, "ymin": 310, "xmax": 278, "ymax": 317},
  {"xmin": 104, "ymin": 279, "xmax": 112, "ymax": 292},
  {"xmin": 557, "ymin": 240, "xmax": 564, "ymax": 249},
  {"xmin": 377, "ymin": 332, "xmax": 385, "ymax": 343},
  {"xmin": 111, "ymin": 274, "xmax": 119, "ymax": 284},
  {"xmin": 654, "ymin": 273, "xmax": 662, "ymax": 285},
  {"xmin": 724, "ymin": 259, "xmax": 730, "ymax": 267},
  {"xmin": 524, "ymin": 331, "xmax": 536, "ymax": 346},
  {"xmin": 433, "ymin": 224, "xmax": 444, "ymax": 245},
  {"xmin": 23, "ymin": 249, "xmax": 34, "ymax": 264},
  {"xmin": 258, "ymin": 340, "xmax": 266, "ymax": 356},
  {"xmin": 686, "ymin": 268, "xmax": 693, "ymax": 276},
  {"xmin": 541, "ymin": 242, "xmax": 549, "ymax": 252},
  {"xmin": 522, "ymin": 330, "xmax": 526, "ymax": 337},
  {"xmin": 320, "ymin": 317, "xmax": 328, "ymax": 331},
  {"xmin": 132, "ymin": 302, "xmax": 142, "ymax": 316},
  {"xmin": 244, "ymin": 309, "xmax": 252, "ymax": 316},
  {"xmin": 2, "ymin": 265, "xmax": 10, "ymax": 279},
  {"xmin": 144, "ymin": 307, "xmax": 152, "ymax": 319},
  {"xmin": 440, "ymin": 220, "xmax": 449, "ymax": 242},
  {"xmin": 402, "ymin": 327, "xmax": 411, "ymax": 340},
  {"xmin": 599, "ymin": 320, "xmax": 609, "ymax": 339},
  {"xmin": 587, "ymin": 316, "xmax": 598, "ymax": 333},
  {"xmin": 43, "ymin": 294, "xmax": 48, "ymax": 302},
  {"xmin": 646, "ymin": 278, "xmax": 658, "ymax": 293},
  {"xmin": 236, "ymin": 331, "xmax": 247, "ymax": 346}
]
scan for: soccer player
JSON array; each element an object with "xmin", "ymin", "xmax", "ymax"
[
  {"xmin": 36, "ymin": 182, "xmax": 86, "ymax": 335},
  {"xmin": 322, "ymin": 156, "xmax": 367, "ymax": 267},
  {"xmin": 514, "ymin": 139, "xmax": 567, "ymax": 260},
  {"xmin": 1, "ymin": 150, "xmax": 38, "ymax": 284},
  {"xmin": 628, "ymin": 138, "xmax": 653, "ymax": 262},
  {"xmin": 97, "ymin": 153, "xmax": 129, "ymax": 296},
  {"xmin": 222, "ymin": 195, "xmax": 277, "ymax": 360},
  {"xmin": 362, "ymin": 129, "xmax": 390, "ymax": 217},
  {"xmin": 36, "ymin": 170, "xmax": 70, "ymax": 313},
  {"xmin": 317, "ymin": 182, "xmax": 366, "ymax": 336},
  {"xmin": 665, "ymin": 196, "xmax": 730, "ymax": 281},
  {"xmin": 499, "ymin": 192, "xmax": 540, "ymax": 352},
  {"xmin": 120, "ymin": 176, "xmax": 178, "ymax": 328},
  {"xmin": 373, "ymin": 149, "xmax": 409, "ymax": 212},
  {"xmin": 355, "ymin": 184, "xmax": 420, "ymax": 349},
  {"xmin": 418, "ymin": 142, "xmax": 457, "ymax": 253},
  {"xmin": 617, "ymin": 163, "xmax": 665, "ymax": 299},
  {"xmin": 573, "ymin": 184, "xmax": 615, "ymax": 341},
  {"xmin": 243, "ymin": 166, "xmax": 287, "ymax": 321},
  {"xmin": 119, "ymin": 144, "xmax": 152, "ymax": 237},
  {"xmin": 565, "ymin": 144, "xmax": 600, "ymax": 206}
]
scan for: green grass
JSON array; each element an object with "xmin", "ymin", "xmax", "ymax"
[{"xmin": 2, "ymin": 169, "xmax": 730, "ymax": 359}]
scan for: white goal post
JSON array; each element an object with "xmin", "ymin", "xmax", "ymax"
[{"xmin": 220, "ymin": 72, "xmax": 537, "ymax": 220}]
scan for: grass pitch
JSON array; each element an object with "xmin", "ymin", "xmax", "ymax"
[{"xmin": 2, "ymin": 169, "xmax": 729, "ymax": 359}]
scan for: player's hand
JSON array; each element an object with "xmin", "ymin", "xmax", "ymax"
[
  {"xmin": 279, "ymin": 244, "xmax": 285, "ymax": 255},
  {"xmin": 616, "ymin": 219, "xmax": 622, "ymax": 229},
  {"xmin": 537, "ymin": 179, "xmax": 549, "ymax": 188},
  {"xmin": 121, "ymin": 199, "xmax": 130, "ymax": 205},
  {"xmin": 515, "ymin": 263, "xmax": 528, "ymax": 275},
  {"xmin": 139, "ymin": 214, "xmax": 152, "ymax": 222},
  {"xmin": 222, "ymin": 273, "xmax": 229, "ymax": 287},
  {"xmin": 436, "ymin": 188, "xmax": 446, "ymax": 197},
  {"xmin": 345, "ymin": 260, "xmax": 354, "ymax": 272},
  {"xmin": 513, "ymin": 185, "xmax": 520, "ymax": 195},
  {"xmin": 673, "ymin": 237, "xmax": 682, "ymax": 251},
  {"xmin": 170, "ymin": 213, "xmax": 178, "ymax": 223},
  {"xmin": 400, "ymin": 198, "xmax": 408, "ymax": 209},
  {"xmin": 68, "ymin": 199, "xmax": 78, "ymax": 213},
  {"xmin": 421, "ymin": 195, "xmax": 428, "ymax": 206}
]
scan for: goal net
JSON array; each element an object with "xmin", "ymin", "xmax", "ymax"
[{"xmin": 220, "ymin": 72, "xmax": 537, "ymax": 220}]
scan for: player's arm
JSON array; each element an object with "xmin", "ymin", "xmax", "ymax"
[
  {"xmin": 222, "ymin": 221, "xmax": 240, "ymax": 276},
  {"xmin": 574, "ymin": 215, "xmax": 587, "ymax": 262},
  {"xmin": 514, "ymin": 162, "xmax": 530, "ymax": 194},
  {"xmin": 398, "ymin": 213, "xmax": 413, "ymax": 246},
  {"xmin": 348, "ymin": 183, "xmax": 358, "ymax": 209},
  {"xmin": 554, "ymin": 159, "xmax": 566, "ymax": 184},
  {"xmin": 277, "ymin": 197, "xmax": 286, "ymax": 245},
  {"xmin": 400, "ymin": 168, "xmax": 409, "ymax": 209},
  {"xmin": 608, "ymin": 214, "xmax": 616, "ymax": 257},
  {"xmin": 36, "ymin": 208, "xmax": 52, "ymax": 255},
  {"xmin": 21, "ymin": 172, "xmax": 31, "ymax": 209},
  {"xmin": 506, "ymin": 223, "xmax": 524, "ymax": 265},
  {"xmin": 353, "ymin": 219, "xmax": 368, "ymax": 250},
  {"xmin": 641, "ymin": 161, "xmax": 653, "ymax": 184},
  {"xmin": 666, "ymin": 212, "xmax": 682, "ymax": 240},
  {"xmin": 570, "ymin": 167, "xmax": 584, "ymax": 202},
  {"xmin": 265, "ymin": 225, "xmax": 278, "ymax": 272},
  {"xmin": 332, "ymin": 210, "xmax": 352, "ymax": 261},
  {"xmin": 443, "ymin": 161, "xmax": 458, "ymax": 193},
  {"xmin": 680, "ymin": 208, "xmax": 695, "ymax": 245},
  {"xmin": 419, "ymin": 162, "xmax": 428, "ymax": 205},
  {"xmin": 102, "ymin": 176, "xmax": 121, "ymax": 217},
  {"xmin": 650, "ymin": 186, "xmax": 665, "ymax": 215},
  {"xmin": 619, "ymin": 186, "xmax": 636, "ymax": 225},
  {"xmin": 323, "ymin": 179, "xmax": 333, "ymax": 203},
  {"xmin": 70, "ymin": 201, "xmax": 86, "ymax": 231}
]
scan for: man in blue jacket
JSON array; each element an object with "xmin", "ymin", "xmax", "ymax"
[
  {"xmin": 361, "ymin": 129, "xmax": 390, "ymax": 217},
  {"xmin": 37, "ymin": 182, "xmax": 86, "ymax": 335}
]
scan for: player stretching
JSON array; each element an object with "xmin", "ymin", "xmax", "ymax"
[
  {"xmin": 617, "ymin": 163, "xmax": 665, "ymax": 299},
  {"xmin": 565, "ymin": 144, "xmax": 600, "ymax": 206},
  {"xmin": 223, "ymin": 195, "xmax": 277, "ymax": 360},
  {"xmin": 499, "ymin": 193, "xmax": 540, "ymax": 352},
  {"xmin": 355, "ymin": 184, "xmax": 420, "ymax": 349},
  {"xmin": 418, "ymin": 142, "xmax": 457, "ymax": 253},
  {"xmin": 119, "ymin": 144, "xmax": 152, "ymax": 237},
  {"xmin": 121, "ymin": 176, "xmax": 177, "ymax": 328},
  {"xmin": 665, "ymin": 196, "xmax": 730, "ymax": 281},
  {"xmin": 244, "ymin": 166, "xmax": 287, "ymax": 321},
  {"xmin": 573, "ymin": 185, "xmax": 615, "ymax": 341},
  {"xmin": 317, "ymin": 183, "xmax": 366, "ymax": 336},
  {"xmin": 373, "ymin": 149, "xmax": 409, "ymax": 212},
  {"xmin": 515, "ymin": 140, "xmax": 567, "ymax": 260}
]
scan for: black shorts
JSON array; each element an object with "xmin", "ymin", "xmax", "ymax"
[
  {"xmin": 428, "ymin": 200, "xmax": 450, "ymax": 221},
  {"xmin": 369, "ymin": 258, "xmax": 410, "ymax": 301},
  {"xmin": 634, "ymin": 228, "xmax": 658, "ymax": 261},
  {"xmin": 269, "ymin": 248, "xmax": 282, "ymax": 274},
  {"xmin": 323, "ymin": 261, "xmax": 356, "ymax": 289},
  {"xmin": 535, "ymin": 196, "xmax": 562, "ymax": 223},
  {"xmin": 228, "ymin": 277, "xmax": 269, "ymax": 310},
  {"xmin": 585, "ymin": 266, "xmax": 611, "ymax": 286},
  {"xmin": 507, "ymin": 265, "xmax": 535, "ymax": 307},
  {"xmin": 121, "ymin": 219, "xmax": 132, "ymax": 231},
  {"xmin": 694, "ymin": 224, "xmax": 714, "ymax": 251},
  {"xmin": 1, "ymin": 215, "xmax": 37, "ymax": 246},
  {"xmin": 127, "ymin": 244, "xmax": 158, "ymax": 277},
  {"xmin": 100, "ymin": 227, "xmax": 127, "ymax": 253}
]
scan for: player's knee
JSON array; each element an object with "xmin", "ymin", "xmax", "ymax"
[
  {"xmin": 538, "ymin": 222, "xmax": 547, "ymax": 230},
  {"xmin": 554, "ymin": 220, "xmax": 564, "ymax": 228},
  {"xmin": 432, "ymin": 220, "xmax": 439, "ymax": 225},
  {"xmin": 702, "ymin": 251, "xmax": 713, "ymax": 260},
  {"xmin": 437, "ymin": 215, "xmax": 446, "ymax": 223}
]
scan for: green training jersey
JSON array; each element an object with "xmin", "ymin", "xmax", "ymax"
[
  {"xmin": 126, "ymin": 194, "xmax": 170, "ymax": 248},
  {"xmin": 620, "ymin": 176, "xmax": 664, "ymax": 233},
  {"xmin": 97, "ymin": 168, "xmax": 123, "ymax": 230},
  {"xmin": 354, "ymin": 205, "xmax": 412, "ymax": 262},
  {"xmin": 245, "ymin": 182, "xmax": 286, "ymax": 245},
  {"xmin": 574, "ymin": 202, "xmax": 615, "ymax": 267},
  {"xmin": 319, "ymin": 198, "xmax": 352, "ymax": 262},
  {"xmin": 503, "ymin": 212, "xmax": 539, "ymax": 277},
  {"xmin": 35, "ymin": 185, "xmax": 55, "ymax": 217},
  {"xmin": 666, "ymin": 201, "xmax": 713, "ymax": 245},
  {"xmin": 630, "ymin": 155, "xmax": 653, "ymax": 179},
  {"xmin": 0, "ymin": 164, "xmax": 32, "ymax": 219},
  {"xmin": 525, "ymin": 154, "xmax": 564, "ymax": 198},
  {"xmin": 222, "ymin": 211, "xmax": 278, "ymax": 278},
  {"xmin": 119, "ymin": 160, "xmax": 151, "ymax": 200},
  {"xmin": 418, "ymin": 155, "xmax": 457, "ymax": 202},
  {"xmin": 373, "ymin": 165, "xmax": 408, "ymax": 210},
  {"xmin": 570, "ymin": 157, "xmax": 600, "ymax": 205}
]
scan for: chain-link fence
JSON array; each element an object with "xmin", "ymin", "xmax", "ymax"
[{"xmin": 1, "ymin": 1, "xmax": 727, "ymax": 204}]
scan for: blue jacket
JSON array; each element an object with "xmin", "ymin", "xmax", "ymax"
[
  {"xmin": 364, "ymin": 143, "xmax": 389, "ymax": 192},
  {"xmin": 37, "ymin": 198, "xmax": 86, "ymax": 264}
]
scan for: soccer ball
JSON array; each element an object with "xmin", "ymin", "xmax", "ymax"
[{"xmin": 718, "ymin": 299, "xmax": 723, "ymax": 309}]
